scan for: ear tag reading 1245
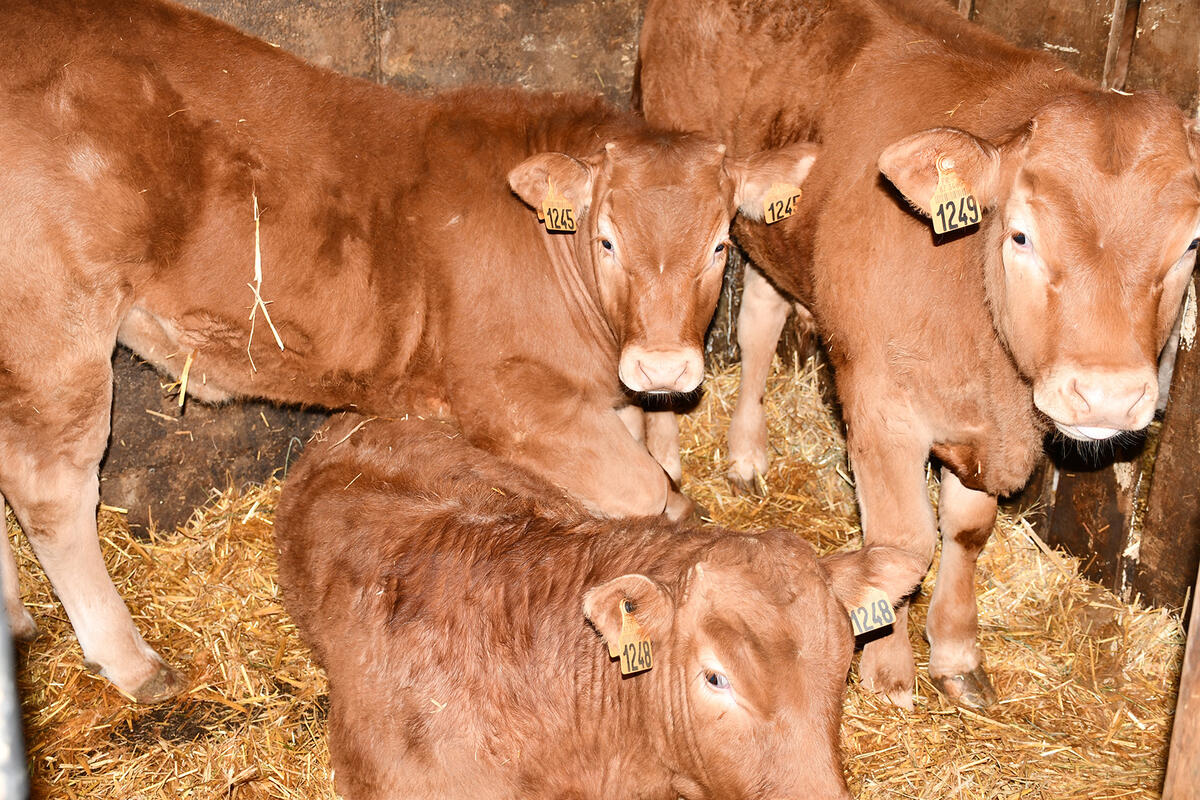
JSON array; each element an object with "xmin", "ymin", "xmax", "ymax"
[
  {"xmin": 850, "ymin": 587, "xmax": 896, "ymax": 637},
  {"xmin": 930, "ymin": 156, "xmax": 981, "ymax": 235},
  {"xmin": 539, "ymin": 179, "xmax": 577, "ymax": 233},
  {"xmin": 614, "ymin": 599, "xmax": 653, "ymax": 675},
  {"xmin": 763, "ymin": 183, "xmax": 802, "ymax": 225}
]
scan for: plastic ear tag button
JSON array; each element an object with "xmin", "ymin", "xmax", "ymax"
[
  {"xmin": 930, "ymin": 156, "xmax": 981, "ymax": 235},
  {"xmin": 849, "ymin": 587, "xmax": 896, "ymax": 637},
  {"xmin": 763, "ymin": 183, "xmax": 802, "ymax": 225},
  {"xmin": 539, "ymin": 179, "xmax": 577, "ymax": 233},
  {"xmin": 615, "ymin": 599, "xmax": 653, "ymax": 675}
]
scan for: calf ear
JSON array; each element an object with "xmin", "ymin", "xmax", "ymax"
[
  {"xmin": 583, "ymin": 574, "xmax": 673, "ymax": 649},
  {"xmin": 727, "ymin": 141, "xmax": 820, "ymax": 221},
  {"xmin": 878, "ymin": 127, "xmax": 1002, "ymax": 217},
  {"xmin": 818, "ymin": 545, "xmax": 928, "ymax": 613},
  {"xmin": 508, "ymin": 152, "xmax": 595, "ymax": 215}
]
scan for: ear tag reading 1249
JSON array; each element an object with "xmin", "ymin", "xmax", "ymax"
[
  {"xmin": 539, "ymin": 179, "xmax": 577, "ymax": 233},
  {"xmin": 763, "ymin": 183, "xmax": 802, "ymax": 225},
  {"xmin": 850, "ymin": 587, "xmax": 896, "ymax": 637},
  {"xmin": 614, "ymin": 599, "xmax": 653, "ymax": 675},
  {"xmin": 930, "ymin": 156, "xmax": 981, "ymax": 235}
]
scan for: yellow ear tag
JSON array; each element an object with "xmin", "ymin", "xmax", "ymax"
[
  {"xmin": 539, "ymin": 179, "xmax": 577, "ymax": 233},
  {"xmin": 849, "ymin": 587, "xmax": 896, "ymax": 637},
  {"xmin": 763, "ymin": 183, "xmax": 802, "ymax": 225},
  {"xmin": 613, "ymin": 599, "xmax": 653, "ymax": 675},
  {"xmin": 929, "ymin": 156, "xmax": 981, "ymax": 235}
]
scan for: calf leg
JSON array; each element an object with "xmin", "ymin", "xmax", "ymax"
[
  {"xmin": 926, "ymin": 468, "xmax": 998, "ymax": 708},
  {"xmin": 644, "ymin": 411, "xmax": 682, "ymax": 485},
  {"xmin": 0, "ymin": 496, "xmax": 37, "ymax": 641},
  {"xmin": 846, "ymin": 413, "xmax": 936, "ymax": 710},
  {"xmin": 0, "ymin": 365, "xmax": 184, "ymax": 703},
  {"xmin": 727, "ymin": 264, "xmax": 792, "ymax": 493}
]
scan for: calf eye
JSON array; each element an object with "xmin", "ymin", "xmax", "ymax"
[
  {"xmin": 1188, "ymin": 238, "xmax": 1199, "ymax": 253},
  {"xmin": 601, "ymin": 239, "xmax": 614, "ymax": 252},
  {"xmin": 714, "ymin": 243, "xmax": 726, "ymax": 254},
  {"xmin": 1011, "ymin": 232, "xmax": 1028, "ymax": 247},
  {"xmin": 704, "ymin": 670, "xmax": 730, "ymax": 690}
]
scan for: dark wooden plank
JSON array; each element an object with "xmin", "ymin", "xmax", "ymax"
[
  {"xmin": 970, "ymin": 0, "xmax": 1117, "ymax": 82},
  {"xmin": 183, "ymin": 0, "xmax": 380, "ymax": 81},
  {"xmin": 1124, "ymin": 0, "xmax": 1200, "ymax": 114},
  {"xmin": 102, "ymin": 349, "xmax": 327, "ymax": 533},
  {"xmin": 377, "ymin": 0, "xmax": 643, "ymax": 106},
  {"xmin": 1132, "ymin": 277, "xmax": 1200, "ymax": 607},
  {"xmin": 1163, "ymin": 560, "xmax": 1200, "ymax": 799}
]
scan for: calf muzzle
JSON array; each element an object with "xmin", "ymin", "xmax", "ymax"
[{"xmin": 619, "ymin": 346, "xmax": 704, "ymax": 394}]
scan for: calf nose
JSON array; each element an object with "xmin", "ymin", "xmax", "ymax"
[
  {"xmin": 1052, "ymin": 371, "xmax": 1157, "ymax": 431},
  {"xmin": 619, "ymin": 346, "xmax": 703, "ymax": 393}
]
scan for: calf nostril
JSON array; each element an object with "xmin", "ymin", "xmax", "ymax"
[
  {"xmin": 1126, "ymin": 382, "xmax": 1153, "ymax": 421},
  {"xmin": 1067, "ymin": 378, "xmax": 1091, "ymax": 413},
  {"xmin": 637, "ymin": 360, "xmax": 654, "ymax": 386}
]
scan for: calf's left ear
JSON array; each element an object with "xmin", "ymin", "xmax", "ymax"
[
  {"xmin": 879, "ymin": 127, "xmax": 1003, "ymax": 217},
  {"xmin": 583, "ymin": 574, "xmax": 673, "ymax": 649},
  {"xmin": 509, "ymin": 152, "xmax": 595, "ymax": 215},
  {"xmin": 727, "ymin": 141, "xmax": 820, "ymax": 221},
  {"xmin": 818, "ymin": 545, "xmax": 928, "ymax": 614}
]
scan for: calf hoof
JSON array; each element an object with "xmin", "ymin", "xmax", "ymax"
[
  {"xmin": 665, "ymin": 492, "xmax": 709, "ymax": 523},
  {"xmin": 861, "ymin": 674, "xmax": 915, "ymax": 711},
  {"xmin": 726, "ymin": 465, "xmax": 765, "ymax": 496},
  {"xmin": 932, "ymin": 665, "xmax": 997, "ymax": 709},
  {"xmin": 130, "ymin": 663, "xmax": 189, "ymax": 704}
]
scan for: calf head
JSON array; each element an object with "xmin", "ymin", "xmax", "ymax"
[
  {"xmin": 880, "ymin": 91, "xmax": 1200, "ymax": 442},
  {"xmin": 510, "ymin": 134, "xmax": 818, "ymax": 396},
  {"xmin": 583, "ymin": 534, "xmax": 924, "ymax": 799}
]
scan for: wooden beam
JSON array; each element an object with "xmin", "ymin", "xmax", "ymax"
[
  {"xmin": 1124, "ymin": 0, "xmax": 1200, "ymax": 114},
  {"xmin": 1163, "ymin": 559, "xmax": 1200, "ymax": 798},
  {"xmin": 970, "ymin": 0, "xmax": 1115, "ymax": 82}
]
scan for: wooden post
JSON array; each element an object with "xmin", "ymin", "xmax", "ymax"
[{"xmin": 1163, "ymin": 559, "xmax": 1200, "ymax": 798}]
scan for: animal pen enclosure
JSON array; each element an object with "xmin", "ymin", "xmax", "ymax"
[{"xmin": 6, "ymin": 0, "xmax": 1200, "ymax": 797}]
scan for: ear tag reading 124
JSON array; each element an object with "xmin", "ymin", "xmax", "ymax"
[
  {"xmin": 763, "ymin": 183, "xmax": 802, "ymax": 225},
  {"xmin": 539, "ymin": 179, "xmax": 577, "ymax": 233},
  {"xmin": 850, "ymin": 587, "xmax": 896, "ymax": 637},
  {"xmin": 930, "ymin": 156, "xmax": 981, "ymax": 235},
  {"xmin": 614, "ymin": 599, "xmax": 653, "ymax": 675}
]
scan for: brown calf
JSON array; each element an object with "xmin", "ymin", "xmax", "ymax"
[
  {"xmin": 0, "ymin": 0, "xmax": 818, "ymax": 702},
  {"xmin": 638, "ymin": 0, "xmax": 1200, "ymax": 708},
  {"xmin": 275, "ymin": 414, "xmax": 925, "ymax": 800}
]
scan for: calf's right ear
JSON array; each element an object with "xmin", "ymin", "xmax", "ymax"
[
  {"xmin": 818, "ymin": 545, "xmax": 928, "ymax": 614},
  {"xmin": 727, "ymin": 141, "xmax": 820, "ymax": 221},
  {"xmin": 508, "ymin": 152, "xmax": 595, "ymax": 215},
  {"xmin": 878, "ymin": 127, "xmax": 1003, "ymax": 217},
  {"xmin": 583, "ymin": 574, "xmax": 673, "ymax": 649}
]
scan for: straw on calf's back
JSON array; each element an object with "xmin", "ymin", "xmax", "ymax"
[
  {"xmin": 0, "ymin": 0, "xmax": 820, "ymax": 703},
  {"xmin": 274, "ymin": 414, "xmax": 926, "ymax": 800},
  {"xmin": 638, "ymin": 0, "xmax": 1200, "ymax": 710}
]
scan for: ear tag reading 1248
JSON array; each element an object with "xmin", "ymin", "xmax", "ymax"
[
  {"xmin": 763, "ymin": 183, "xmax": 802, "ymax": 225},
  {"xmin": 849, "ymin": 587, "xmax": 896, "ymax": 637},
  {"xmin": 930, "ymin": 156, "xmax": 981, "ymax": 235},
  {"xmin": 539, "ymin": 179, "xmax": 577, "ymax": 233},
  {"xmin": 614, "ymin": 599, "xmax": 653, "ymax": 675}
]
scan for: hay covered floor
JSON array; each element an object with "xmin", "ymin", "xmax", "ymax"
[{"xmin": 7, "ymin": 360, "xmax": 1187, "ymax": 799}]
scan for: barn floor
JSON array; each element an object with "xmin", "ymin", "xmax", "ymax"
[{"xmin": 8, "ymin": 360, "xmax": 1186, "ymax": 799}]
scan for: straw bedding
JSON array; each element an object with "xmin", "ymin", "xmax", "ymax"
[{"xmin": 8, "ymin": 359, "xmax": 1184, "ymax": 799}]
